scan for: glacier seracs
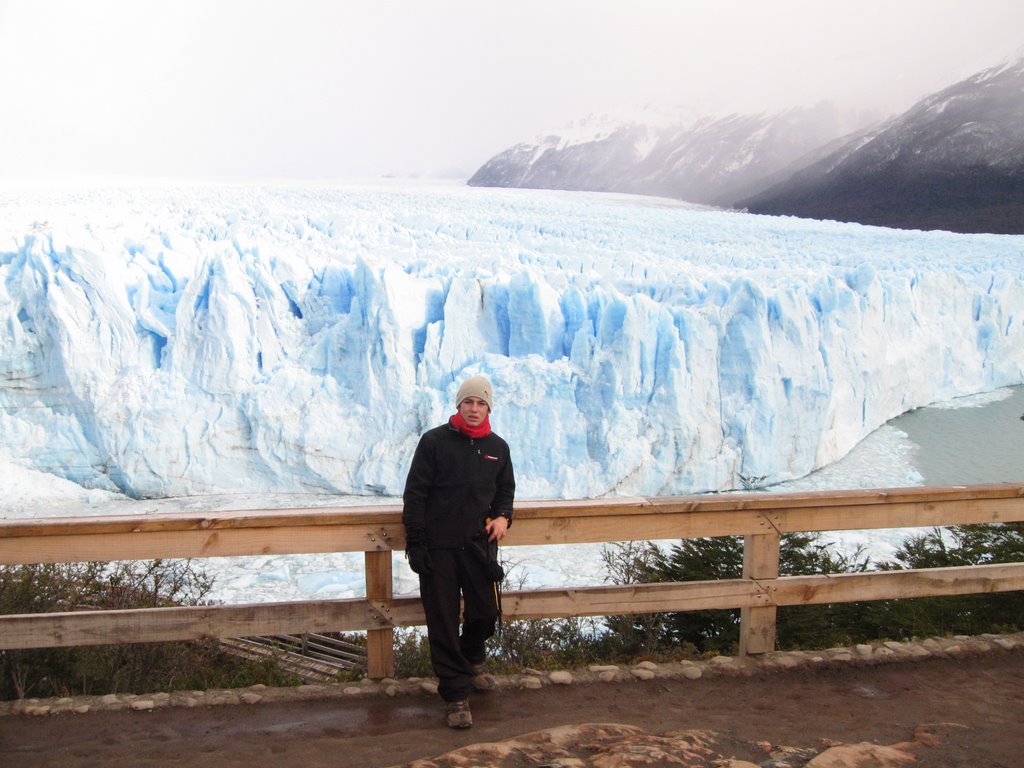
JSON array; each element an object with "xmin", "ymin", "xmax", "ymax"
[{"xmin": 1, "ymin": 181, "xmax": 1022, "ymax": 502}]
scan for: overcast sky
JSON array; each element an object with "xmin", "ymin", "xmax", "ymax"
[{"xmin": 1, "ymin": 0, "xmax": 1022, "ymax": 182}]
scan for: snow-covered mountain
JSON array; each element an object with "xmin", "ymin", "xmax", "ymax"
[
  {"xmin": 468, "ymin": 104, "xmax": 873, "ymax": 207},
  {"xmin": 741, "ymin": 57, "xmax": 1024, "ymax": 234},
  {"xmin": 469, "ymin": 56, "xmax": 1024, "ymax": 234},
  {"xmin": 2, "ymin": 182, "xmax": 1022, "ymax": 506}
]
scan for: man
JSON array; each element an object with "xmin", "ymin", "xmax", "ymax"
[{"xmin": 402, "ymin": 374, "xmax": 515, "ymax": 729}]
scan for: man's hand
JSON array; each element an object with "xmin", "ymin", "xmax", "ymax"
[
  {"xmin": 486, "ymin": 515, "xmax": 509, "ymax": 542},
  {"xmin": 407, "ymin": 546, "xmax": 433, "ymax": 576}
]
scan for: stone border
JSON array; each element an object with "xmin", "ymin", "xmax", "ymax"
[{"xmin": 3, "ymin": 631, "xmax": 1021, "ymax": 718}]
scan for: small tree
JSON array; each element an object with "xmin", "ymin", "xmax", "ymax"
[{"xmin": 600, "ymin": 540, "xmax": 671, "ymax": 657}]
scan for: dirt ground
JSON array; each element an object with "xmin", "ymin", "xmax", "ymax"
[{"xmin": 2, "ymin": 650, "xmax": 1022, "ymax": 768}]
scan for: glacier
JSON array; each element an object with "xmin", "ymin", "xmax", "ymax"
[{"xmin": 2, "ymin": 180, "xmax": 1023, "ymax": 504}]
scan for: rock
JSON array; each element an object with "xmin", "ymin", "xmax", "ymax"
[
  {"xmin": 129, "ymin": 700, "xmax": 155, "ymax": 712},
  {"xmin": 520, "ymin": 677, "xmax": 543, "ymax": 690},
  {"xmin": 240, "ymin": 692, "xmax": 263, "ymax": 705},
  {"xmin": 631, "ymin": 668, "xmax": 656, "ymax": 680},
  {"xmin": 419, "ymin": 681, "xmax": 439, "ymax": 695},
  {"xmin": 855, "ymin": 643, "xmax": 874, "ymax": 657},
  {"xmin": 598, "ymin": 670, "xmax": 619, "ymax": 682},
  {"xmin": 681, "ymin": 666, "xmax": 703, "ymax": 680},
  {"xmin": 588, "ymin": 664, "xmax": 619, "ymax": 673},
  {"xmin": 805, "ymin": 741, "xmax": 916, "ymax": 767},
  {"xmin": 343, "ymin": 687, "xmax": 363, "ymax": 695},
  {"xmin": 633, "ymin": 660, "xmax": 658, "ymax": 671},
  {"xmin": 770, "ymin": 745, "xmax": 821, "ymax": 764},
  {"xmin": 549, "ymin": 670, "xmax": 573, "ymax": 685}
]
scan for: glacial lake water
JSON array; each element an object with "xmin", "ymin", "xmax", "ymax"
[{"xmin": 892, "ymin": 385, "xmax": 1023, "ymax": 486}]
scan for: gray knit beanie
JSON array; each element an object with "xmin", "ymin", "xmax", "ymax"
[{"xmin": 455, "ymin": 375, "xmax": 493, "ymax": 410}]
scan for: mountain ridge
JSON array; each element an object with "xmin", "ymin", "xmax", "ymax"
[
  {"xmin": 468, "ymin": 102, "xmax": 874, "ymax": 208},
  {"xmin": 468, "ymin": 56, "xmax": 1024, "ymax": 234},
  {"xmin": 741, "ymin": 57, "xmax": 1024, "ymax": 233}
]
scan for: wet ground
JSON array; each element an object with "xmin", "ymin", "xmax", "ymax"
[{"xmin": 2, "ymin": 649, "xmax": 1022, "ymax": 767}]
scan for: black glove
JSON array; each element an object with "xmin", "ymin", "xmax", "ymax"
[{"xmin": 407, "ymin": 545, "xmax": 433, "ymax": 576}]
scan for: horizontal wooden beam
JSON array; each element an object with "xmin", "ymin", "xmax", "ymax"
[
  {"xmin": 0, "ymin": 597, "xmax": 425, "ymax": 650},
  {"xmin": 4, "ymin": 562, "xmax": 1021, "ymax": 650},
  {"xmin": 0, "ymin": 525, "xmax": 402, "ymax": 565},
  {"xmin": 497, "ymin": 562, "xmax": 1024, "ymax": 619},
  {"xmin": 3, "ymin": 484, "xmax": 1023, "ymax": 565},
  {"xmin": 771, "ymin": 561, "xmax": 1024, "ymax": 606},
  {"xmin": 3, "ymin": 483, "xmax": 1021, "ymax": 538}
]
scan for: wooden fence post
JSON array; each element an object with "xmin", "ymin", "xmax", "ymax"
[
  {"xmin": 738, "ymin": 530, "xmax": 780, "ymax": 655},
  {"xmin": 364, "ymin": 550, "xmax": 395, "ymax": 679}
]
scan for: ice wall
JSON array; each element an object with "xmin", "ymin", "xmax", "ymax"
[{"xmin": 1, "ymin": 182, "xmax": 1022, "ymax": 500}]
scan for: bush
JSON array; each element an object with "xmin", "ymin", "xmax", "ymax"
[
  {"xmin": 867, "ymin": 523, "xmax": 1024, "ymax": 638},
  {"xmin": 392, "ymin": 628, "xmax": 433, "ymax": 678},
  {"xmin": 0, "ymin": 560, "xmax": 301, "ymax": 700},
  {"xmin": 599, "ymin": 523, "xmax": 1024, "ymax": 655}
]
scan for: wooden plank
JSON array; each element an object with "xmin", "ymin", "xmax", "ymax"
[
  {"xmin": 0, "ymin": 597, "xmax": 416, "ymax": 650},
  {"xmin": 364, "ymin": 550, "xmax": 395, "ymax": 679},
  {"xmin": 4, "ymin": 485, "xmax": 1022, "ymax": 568},
  {"xmin": 3, "ymin": 562, "xmax": 1022, "ymax": 650},
  {"xmin": 3, "ymin": 483, "xmax": 1021, "ymax": 539},
  {"xmin": 739, "ymin": 532, "xmax": 781, "ymax": 655},
  {"xmin": 0, "ymin": 525, "xmax": 405, "ymax": 565},
  {"xmin": 495, "ymin": 579, "xmax": 769, "ymax": 621},
  {"xmin": 0, "ymin": 506, "xmax": 404, "ymax": 538},
  {"xmin": 771, "ymin": 562, "xmax": 1024, "ymax": 605},
  {"xmin": 512, "ymin": 483, "xmax": 1024, "ymax": 518},
  {"xmin": 5, "ymin": 492, "xmax": 1021, "ymax": 566}
]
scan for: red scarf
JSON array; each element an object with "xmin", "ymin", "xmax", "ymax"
[{"xmin": 450, "ymin": 412, "xmax": 492, "ymax": 438}]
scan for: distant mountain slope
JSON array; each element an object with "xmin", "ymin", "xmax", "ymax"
[
  {"xmin": 741, "ymin": 58, "xmax": 1024, "ymax": 234},
  {"xmin": 467, "ymin": 104, "xmax": 872, "ymax": 207},
  {"xmin": 469, "ymin": 57, "xmax": 1024, "ymax": 234}
]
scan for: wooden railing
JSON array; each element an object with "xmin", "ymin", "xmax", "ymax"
[{"xmin": 2, "ymin": 483, "xmax": 1023, "ymax": 679}]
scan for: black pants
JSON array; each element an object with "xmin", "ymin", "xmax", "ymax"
[{"xmin": 418, "ymin": 547, "xmax": 498, "ymax": 702}]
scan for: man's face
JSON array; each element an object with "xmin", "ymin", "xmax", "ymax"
[{"xmin": 458, "ymin": 396, "xmax": 490, "ymax": 427}]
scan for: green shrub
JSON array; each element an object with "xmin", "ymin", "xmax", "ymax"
[
  {"xmin": 598, "ymin": 523, "xmax": 1024, "ymax": 655},
  {"xmin": 0, "ymin": 560, "xmax": 301, "ymax": 700}
]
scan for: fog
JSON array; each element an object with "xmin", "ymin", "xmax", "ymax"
[{"xmin": 1, "ymin": 0, "xmax": 1022, "ymax": 181}]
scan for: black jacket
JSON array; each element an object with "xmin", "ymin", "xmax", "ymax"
[{"xmin": 402, "ymin": 422, "xmax": 515, "ymax": 549}]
